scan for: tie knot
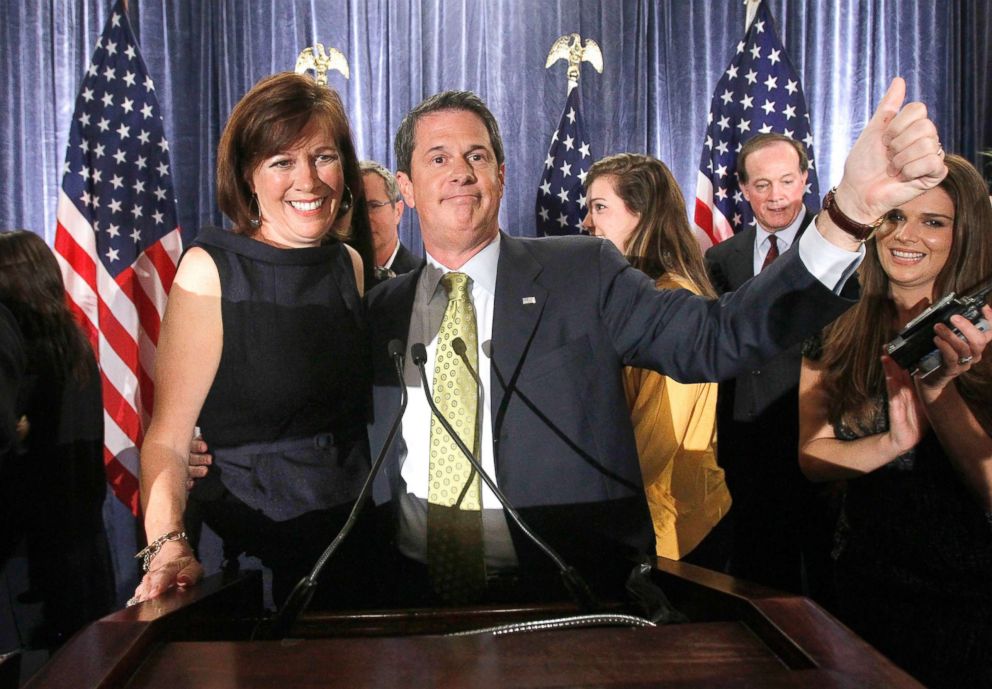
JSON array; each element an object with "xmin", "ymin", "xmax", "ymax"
[
  {"xmin": 441, "ymin": 272, "xmax": 471, "ymax": 302},
  {"xmin": 374, "ymin": 266, "xmax": 396, "ymax": 282},
  {"xmin": 768, "ymin": 235, "xmax": 778, "ymax": 250}
]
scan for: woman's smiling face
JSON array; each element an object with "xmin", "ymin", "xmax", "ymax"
[
  {"xmin": 251, "ymin": 122, "xmax": 344, "ymax": 248},
  {"xmin": 876, "ymin": 185, "xmax": 955, "ymax": 302}
]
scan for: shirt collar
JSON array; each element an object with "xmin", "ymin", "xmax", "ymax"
[
  {"xmin": 755, "ymin": 209, "xmax": 805, "ymax": 250},
  {"xmin": 422, "ymin": 232, "xmax": 500, "ymax": 298},
  {"xmin": 380, "ymin": 237, "xmax": 402, "ymax": 269}
]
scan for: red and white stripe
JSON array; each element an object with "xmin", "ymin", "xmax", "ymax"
[
  {"xmin": 54, "ymin": 191, "xmax": 181, "ymax": 515},
  {"xmin": 693, "ymin": 171, "xmax": 733, "ymax": 251}
]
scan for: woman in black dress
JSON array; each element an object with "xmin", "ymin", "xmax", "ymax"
[
  {"xmin": 798, "ymin": 154, "xmax": 992, "ymax": 688},
  {"xmin": 132, "ymin": 73, "xmax": 376, "ymax": 607}
]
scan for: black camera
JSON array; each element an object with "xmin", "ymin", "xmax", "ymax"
[{"xmin": 885, "ymin": 285, "xmax": 991, "ymax": 378}]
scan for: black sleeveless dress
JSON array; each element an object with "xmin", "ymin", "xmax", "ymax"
[
  {"xmin": 186, "ymin": 227, "xmax": 374, "ymax": 606},
  {"xmin": 804, "ymin": 334, "xmax": 992, "ymax": 688},
  {"xmin": 826, "ymin": 401, "xmax": 992, "ymax": 689}
]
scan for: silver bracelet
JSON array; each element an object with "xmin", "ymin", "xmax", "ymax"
[{"xmin": 135, "ymin": 530, "xmax": 188, "ymax": 573}]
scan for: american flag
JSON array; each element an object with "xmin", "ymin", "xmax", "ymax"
[
  {"xmin": 536, "ymin": 86, "xmax": 593, "ymax": 235},
  {"xmin": 54, "ymin": 0, "xmax": 182, "ymax": 515},
  {"xmin": 693, "ymin": 0, "xmax": 819, "ymax": 247}
]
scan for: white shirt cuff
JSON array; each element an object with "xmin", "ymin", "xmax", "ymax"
[{"xmin": 799, "ymin": 214, "xmax": 865, "ymax": 293}]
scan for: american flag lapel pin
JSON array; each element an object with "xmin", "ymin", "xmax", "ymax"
[{"xmin": 522, "ymin": 297, "xmax": 536, "ymax": 305}]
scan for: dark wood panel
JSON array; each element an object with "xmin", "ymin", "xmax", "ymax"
[
  {"xmin": 21, "ymin": 562, "xmax": 923, "ymax": 689},
  {"xmin": 126, "ymin": 625, "xmax": 791, "ymax": 689}
]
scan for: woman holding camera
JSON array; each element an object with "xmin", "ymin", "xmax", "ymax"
[{"xmin": 798, "ymin": 154, "xmax": 992, "ymax": 688}]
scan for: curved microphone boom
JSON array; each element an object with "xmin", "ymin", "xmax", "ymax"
[
  {"xmin": 411, "ymin": 340, "xmax": 598, "ymax": 612},
  {"xmin": 267, "ymin": 339, "xmax": 409, "ymax": 639}
]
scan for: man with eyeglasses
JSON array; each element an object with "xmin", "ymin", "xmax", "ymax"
[{"xmin": 361, "ymin": 160, "xmax": 423, "ymax": 287}]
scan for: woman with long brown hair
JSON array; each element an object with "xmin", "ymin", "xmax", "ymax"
[
  {"xmin": 0, "ymin": 229, "xmax": 114, "ymax": 648},
  {"xmin": 582, "ymin": 153, "xmax": 730, "ymax": 562},
  {"xmin": 799, "ymin": 154, "xmax": 992, "ymax": 688}
]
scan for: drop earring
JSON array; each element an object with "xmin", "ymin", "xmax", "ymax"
[
  {"xmin": 337, "ymin": 184, "xmax": 353, "ymax": 217},
  {"xmin": 248, "ymin": 193, "xmax": 261, "ymax": 228}
]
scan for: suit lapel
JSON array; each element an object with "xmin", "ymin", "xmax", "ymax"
[
  {"xmin": 731, "ymin": 226, "xmax": 759, "ymax": 285},
  {"xmin": 490, "ymin": 234, "xmax": 546, "ymax": 433},
  {"xmin": 369, "ymin": 268, "xmax": 421, "ymax": 503},
  {"xmin": 393, "ymin": 242, "xmax": 423, "ymax": 274},
  {"xmin": 372, "ymin": 268, "xmax": 420, "ymax": 379}
]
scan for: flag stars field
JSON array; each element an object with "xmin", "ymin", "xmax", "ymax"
[
  {"xmin": 536, "ymin": 85, "xmax": 593, "ymax": 236},
  {"xmin": 693, "ymin": 1, "xmax": 820, "ymax": 245}
]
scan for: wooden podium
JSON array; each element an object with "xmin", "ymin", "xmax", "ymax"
[{"xmin": 24, "ymin": 558, "xmax": 921, "ymax": 688}]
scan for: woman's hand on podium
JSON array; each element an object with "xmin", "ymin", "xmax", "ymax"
[{"xmin": 128, "ymin": 539, "xmax": 204, "ymax": 606}]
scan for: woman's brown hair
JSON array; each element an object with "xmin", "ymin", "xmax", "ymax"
[
  {"xmin": 0, "ymin": 230, "xmax": 95, "ymax": 384},
  {"xmin": 817, "ymin": 154, "xmax": 992, "ymax": 431},
  {"xmin": 586, "ymin": 153, "xmax": 716, "ymax": 298},
  {"xmin": 215, "ymin": 72, "xmax": 374, "ymax": 284}
]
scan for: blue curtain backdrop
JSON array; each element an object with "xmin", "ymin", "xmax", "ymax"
[{"xmin": 2, "ymin": 0, "xmax": 991, "ymax": 257}]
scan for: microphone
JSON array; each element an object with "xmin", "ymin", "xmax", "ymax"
[
  {"xmin": 410, "ymin": 340, "xmax": 598, "ymax": 612},
  {"xmin": 267, "ymin": 338, "xmax": 408, "ymax": 638}
]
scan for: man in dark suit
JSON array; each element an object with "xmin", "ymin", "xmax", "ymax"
[
  {"xmin": 704, "ymin": 133, "xmax": 834, "ymax": 599},
  {"xmin": 360, "ymin": 160, "xmax": 423, "ymax": 287},
  {"xmin": 365, "ymin": 82, "xmax": 946, "ymax": 607}
]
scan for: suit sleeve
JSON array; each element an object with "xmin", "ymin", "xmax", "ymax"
[{"xmin": 597, "ymin": 239, "xmax": 856, "ymax": 384}]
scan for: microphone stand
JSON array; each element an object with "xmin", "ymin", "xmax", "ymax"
[
  {"xmin": 411, "ymin": 342, "xmax": 598, "ymax": 612},
  {"xmin": 266, "ymin": 340, "xmax": 408, "ymax": 639}
]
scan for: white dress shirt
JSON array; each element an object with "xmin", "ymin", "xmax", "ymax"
[{"xmin": 396, "ymin": 233, "xmax": 518, "ymax": 569}]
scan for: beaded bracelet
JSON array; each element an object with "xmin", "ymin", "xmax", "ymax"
[{"xmin": 135, "ymin": 530, "xmax": 188, "ymax": 573}]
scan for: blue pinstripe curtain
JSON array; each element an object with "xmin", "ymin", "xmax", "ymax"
[{"xmin": 2, "ymin": 0, "xmax": 990, "ymax": 257}]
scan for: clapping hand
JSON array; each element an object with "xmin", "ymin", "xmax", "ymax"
[{"xmin": 882, "ymin": 354, "xmax": 927, "ymax": 456}]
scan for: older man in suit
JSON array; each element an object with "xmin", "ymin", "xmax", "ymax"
[
  {"xmin": 704, "ymin": 133, "xmax": 833, "ymax": 599},
  {"xmin": 361, "ymin": 160, "xmax": 423, "ymax": 287},
  {"xmin": 365, "ymin": 80, "xmax": 945, "ymax": 607}
]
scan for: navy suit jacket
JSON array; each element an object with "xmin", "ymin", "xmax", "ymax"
[
  {"xmin": 390, "ymin": 241, "xmax": 422, "ymax": 275},
  {"xmin": 705, "ymin": 212, "xmax": 814, "ymax": 421},
  {"xmin": 367, "ymin": 231, "xmax": 853, "ymax": 595}
]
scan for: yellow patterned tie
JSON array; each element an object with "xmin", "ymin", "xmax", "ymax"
[{"xmin": 427, "ymin": 272, "xmax": 486, "ymax": 602}]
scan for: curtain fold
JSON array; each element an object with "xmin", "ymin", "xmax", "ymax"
[{"xmin": 2, "ymin": 0, "xmax": 989, "ymax": 249}]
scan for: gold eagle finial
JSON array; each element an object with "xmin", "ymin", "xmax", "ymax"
[
  {"xmin": 295, "ymin": 43, "xmax": 350, "ymax": 85},
  {"xmin": 545, "ymin": 33, "xmax": 603, "ymax": 93}
]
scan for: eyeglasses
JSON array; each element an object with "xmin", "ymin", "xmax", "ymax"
[{"xmin": 367, "ymin": 200, "xmax": 397, "ymax": 211}]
